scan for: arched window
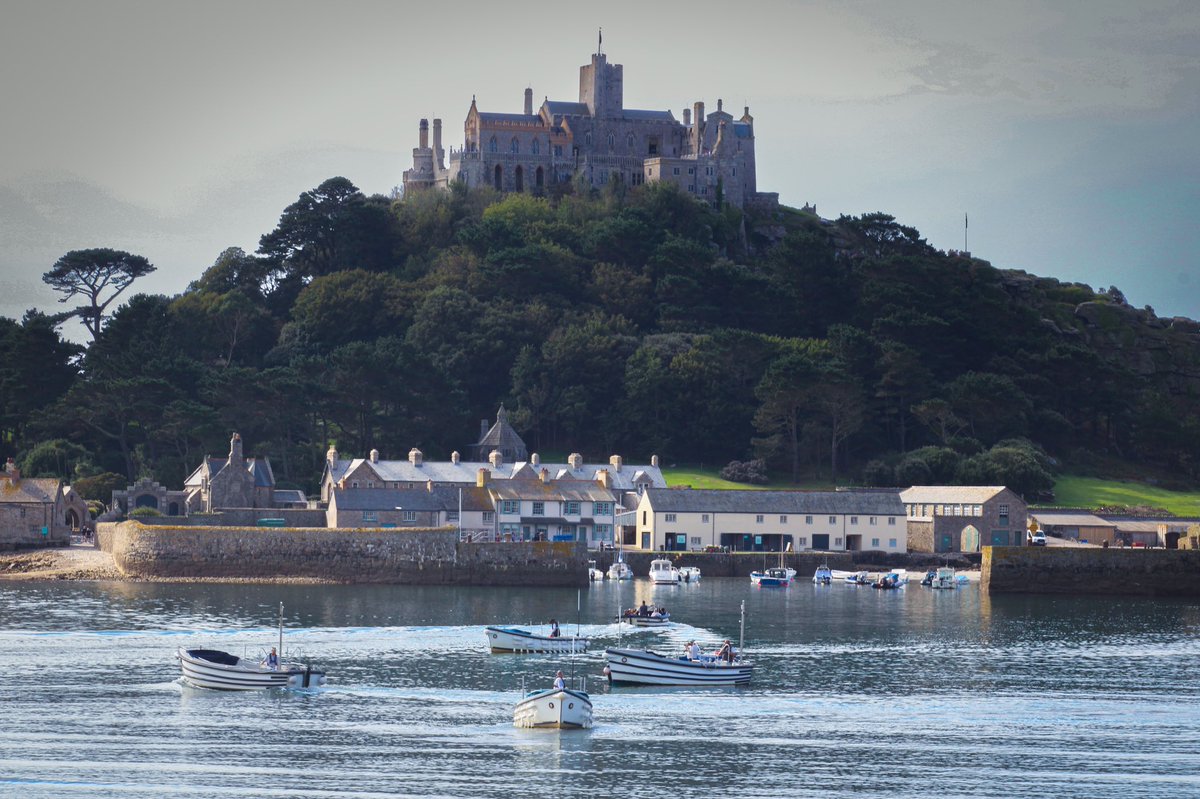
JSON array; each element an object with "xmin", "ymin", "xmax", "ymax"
[
  {"xmin": 515, "ymin": 166, "xmax": 524, "ymax": 192},
  {"xmin": 535, "ymin": 166, "xmax": 544, "ymax": 188},
  {"xmin": 531, "ymin": 139, "xmax": 540, "ymax": 155},
  {"xmin": 494, "ymin": 165, "xmax": 502, "ymax": 190},
  {"xmin": 607, "ymin": 132, "xmax": 615, "ymax": 151},
  {"xmin": 510, "ymin": 137, "xmax": 519, "ymax": 154},
  {"xmin": 488, "ymin": 136, "xmax": 497, "ymax": 153},
  {"xmin": 627, "ymin": 133, "xmax": 634, "ymax": 151}
]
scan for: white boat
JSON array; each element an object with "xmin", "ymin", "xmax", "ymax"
[
  {"xmin": 588, "ymin": 559, "xmax": 605, "ymax": 581},
  {"xmin": 605, "ymin": 647, "xmax": 753, "ymax": 686},
  {"xmin": 607, "ymin": 557, "xmax": 633, "ymax": 581},
  {"xmin": 844, "ymin": 570, "xmax": 871, "ymax": 585},
  {"xmin": 513, "ymin": 684, "xmax": 593, "ymax": 729},
  {"xmin": 928, "ymin": 566, "xmax": 958, "ymax": 589},
  {"xmin": 619, "ymin": 608, "xmax": 671, "ymax": 627},
  {"xmin": 813, "ymin": 565, "xmax": 833, "ymax": 585},
  {"xmin": 830, "ymin": 569, "xmax": 857, "ymax": 581},
  {"xmin": 750, "ymin": 567, "xmax": 791, "ymax": 587},
  {"xmin": 783, "ymin": 567, "xmax": 798, "ymax": 580},
  {"xmin": 888, "ymin": 568, "xmax": 909, "ymax": 584},
  {"xmin": 485, "ymin": 626, "xmax": 590, "ymax": 653},
  {"xmin": 678, "ymin": 566, "xmax": 701, "ymax": 583},
  {"xmin": 177, "ymin": 648, "xmax": 326, "ymax": 691},
  {"xmin": 648, "ymin": 558, "xmax": 680, "ymax": 584}
]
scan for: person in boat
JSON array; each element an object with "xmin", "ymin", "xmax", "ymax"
[
  {"xmin": 549, "ymin": 619, "xmax": 561, "ymax": 638},
  {"xmin": 264, "ymin": 647, "xmax": 279, "ymax": 670},
  {"xmin": 687, "ymin": 640, "xmax": 701, "ymax": 660},
  {"xmin": 715, "ymin": 640, "xmax": 734, "ymax": 664},
  {"xmin": 651, "ymin": 607, "xmax": 664, "ymax": 619},
  {"xmin": 638, "ymin": 601, "xmax": 650, "ymax": 617},
  {"xmin": 553, "ymin": 670, "xmax": 565, "ymax": 690}
]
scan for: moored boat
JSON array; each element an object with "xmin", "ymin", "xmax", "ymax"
[
  {"xmin": 588, "ymin": 559, "xmax": 605, "ymax": 581},
  {"xmin": 486, "ymin": 626, "xmax": 590, "ymax": 653},
  {"xmin": 928, "ymin": 566, "xmax": 958, "ymax": 589},
  {"xmin": 607, "ymin": 557, "xmax": 633, "ymax": 581},
  {"xmin": 812, "ymin": 565, "xmax": 833, "ymax": 585},
  {"xmin": 177, "ymin": 648, "xmax": 326, "ymax": 691},
  {"xmin": 678, "ymin": 566, "xmax": 701, "ymax": 583},
  {"xmin": 649, "ymin": 558, "xmax": 680, "ymax": 584},
  {"xmin": 513, "ymin": 682, "xmax": 593, "ymax": 729},
  {"xmin": 750, "ymin": 567, "xmax": 791, "ymax": 587},
  {"xmin": 844, "ymin": 570, "xmax": 871, "ymax": 585}
]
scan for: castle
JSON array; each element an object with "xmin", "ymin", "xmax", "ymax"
[{"xmin": 402, "ymin": 44, "xmax": 775, "ymax": 208}]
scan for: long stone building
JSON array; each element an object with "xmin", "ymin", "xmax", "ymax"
[{"xmin": 402, "ymin": 43, "xmax": 774, "ymax": 208}]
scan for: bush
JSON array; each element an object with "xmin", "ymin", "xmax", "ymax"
[
  {"xmin": 862, "ymin": 459, "xmax": 894, "ymax": 486},
  {"xmin": 128, "ymin": 506, "xmax": 163, "ymax": 518},
  {"xmin": 719, "ymin": 459, "xmax": 768, "ymax": 485}
]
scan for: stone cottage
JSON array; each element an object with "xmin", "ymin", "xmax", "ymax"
[
  {"xmin": 0, "ymin": 458, "xmax": 74, "ymax": 549},
  {"xmin": 183, "ymin": 433, "xmax": 276, "ymax": 513}
]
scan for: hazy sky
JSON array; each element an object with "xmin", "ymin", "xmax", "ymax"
[{"xmin": 2, "ymin": 0, "xmax": 1197, "ymax": 339}]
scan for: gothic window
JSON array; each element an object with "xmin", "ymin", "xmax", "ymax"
[
  {"xmin": 535, "ymin": 166, "xmax": 544, "ymax": 188},
  {"xmin": 627, "ymin": 133, "xmax": 634, "ymax": 151},
  {"xmin": 531, "ymin": 138, "xmax": 539, "ymax": 154},
  {"xmin": 585, "ymin": 133, "xmax": 591, "ymax": 146},
  {"xmin": 554, "ymin": 144, "xmax": 563, "ymax": 157},
  {"xmin": 514, "ymin": 165, "xmax": 523, "ymax": 192},
  {"xmin": 494, "ymin": 165, "xmax": 502, "ymax": 190},
  {"xmin": 488, "ymin": 136, "xmax": 497, "ymax": 153},
  {"xmin": 607, "ymin": 132, "xmax": 614, "ymax": 151},
  {"xmin": 510, "ymin": 137, "xmax": 519, "ymax": 154}
]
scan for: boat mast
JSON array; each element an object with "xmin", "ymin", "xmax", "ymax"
[
  {"xmin": 278, "ymin": 601, "xmax": 284, "ymax": 658},
  {"xmin": 739, "ymin": 600, "xmax": 745, "ymax": 658}
]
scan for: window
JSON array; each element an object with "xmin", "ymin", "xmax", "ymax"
[
  {"xmin": 351, "ymin": 481, "xmax": 359, "ymax": 488},
  {"xmin": 595, "ymin": 523, "xmax": 611, "ymax": 538},
  {"xmin": 532, "ymin": 502, "xmax": 545, "ymax": 516},
  {"xmin": 665, "ymin": 513, "xmax": 677, "ymax": 522},
  {"xmin": 869, "ymin": 516, "xmax": 877, "ymax": 525},
  {"xmin": 687, "ymin": 167, "xmax": 694, "ymax": 175},
  {"xmin": 756, "ymin": 515, "xmax": 764, "ymax": 523},
  {"xmin": 672, "ymin": 167, "xmax": 680, "ymax": 176},
  {"xmin": 367, "ymin": 481, "xmax": 374, "ymax": 489},
  {"xmin": 999, "ymin": 503, "xmax": 1010, "ymax": 524},
  {"xmin": 888, "ymin": 538, "xmax": 897, "ymax": 548},
  {"xmin": 595, "ymin": 502, "xmax": 613, "ymax": 516},
  {"xmin": 690, "ymin": 536, "xmax": 701, "ymax": 545},
  {"xmin": 362, "ymin": 511, "xmax": 377, "ymax": 523},
  {"xmin": 627, "ymin": 133, "xmax": 634, "ymax": 150},
  {"xmin": 805, "ymin": 515, "xmax": 813, "ymax": 524},
  {"xmin": 798, "ymin": 537, "xmax": 808, "ymax": 546},
  {"xmin": 607, "ymin": 132, "xmax": 615, "ymax": 151},
  {"xmin": 447, "ymin": 510, "xmax": 459, "ymax": 521},
  {"xmin": 488, "ymin": 136, "xmax": 497, "ymax": 153},
  {"xmin": 780, "ymin": 515, "xmax": 787, "ymax": 523},
  {"xmin": 642, "ymin": 510, "xmax": 647, "ymax": 524},
  {"xmin": 871, "ymin": 538, "xmax": 880, "ymax": 548},
  {"xmin": 701, "ymin": 186, "xmax": 708, "ymax": 195},
  {"xmin": 483, "ymin": 511, "xmax": 495, "ymax": 523},
  {"xmin": 510, "ymin": 137, "xmax": 519, "ymax": 154},
  {"xmin": 850, "ymin": 516, "xmax": 858, "ymax": 524},
  {"xmin": 828, "ymin": 516, "xmax": 836, "ymax": 524},
  {"xmin": 888, "ymin": 517, "xmax": 896, "ymax": 525},
  {"xmin": 401, "ymin": 511, "xmax": 417, "ymax": 522},
  {"xmin": 501, "ymin": 500, "xmax": 519, "ymax": 515},
  {"xmin": 531, "ymin": 139, "xmax": 539, "ymax": 154},
  {"xmin": 835, "ymin": 537, "xmax": 843, "ymax": 546},
  {"xmin": 688, "ymin": 185, "xmax": 695, "ymax": 192},
  {"xmin": 554, "ymin": 144, "xmax": 563, "ymax": 157},
  {"xmin": 565, "ymin": 501, "xmax": 580, "ymax": 515},
  {"xmin": 701, "ymin": 514, "xmax": 709, "ymax": 522}
]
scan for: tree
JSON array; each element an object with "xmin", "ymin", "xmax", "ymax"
[{"xmin": 43, "ymin": 248, "xmax": 156, "ymax": 340}]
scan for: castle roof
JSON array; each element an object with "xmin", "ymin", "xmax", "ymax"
[
  {"xmin": 623, "ymin": 108, "xmax": 675, "ymax": 121},
  {"xmin": 479, "ymin": 112, "xmax": 543, "ymax": 125},
  {"xmin": 543, "ymin": 100, "xmax": 590, "ymax": 117}
]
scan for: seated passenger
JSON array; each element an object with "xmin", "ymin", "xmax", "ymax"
[{"xmin": 549, "ymin": 619, "xmax": 561, "ymax": 638}]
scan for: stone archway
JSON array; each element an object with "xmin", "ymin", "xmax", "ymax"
[
  {"xmin": 961, "ymin": 524, "xmax": 980, "ymax": 553},
  {"xmin": 134, "ymin": 494, "xmax": 159, "ymax": 509},
  {"xmin": 65, "ymin": 508, "xmax": 80, "ymax": 532}
]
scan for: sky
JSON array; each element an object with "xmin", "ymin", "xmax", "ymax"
[{"xmin": 2, "ymin": 0, "xmax": 1197, "ymax": 340}]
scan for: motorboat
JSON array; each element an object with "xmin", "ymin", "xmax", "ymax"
[
  {"xmin": 928, "ymin": 566, "xmax": 959, "ymax": 589},
  {"xmin": 888, "ymin": 568, "xmax": 910, "ymax": 584},
  {"xmin": 750, "ymin": 568, "xmax": 791, "ymax": 587},
  {"xmin": 607, "ymin": 556, "xmax": 633, "ymax": 581},
  {"xmin": 619, "ymin": 607, "xmax": 671, "ymax": 627},
  {"xmin": 844, "ymin": 570, "xmax": 872, "ymax": 585},
  {"xmin": 648, "ymin": 558, "xmax": 680, "ymax": 584},
  {"xmin": 177, "ymin": 648, "xmax": 326, "ymax": 691},
  {"xmin": 587, "ymin": 559, "xmax": 605, "ymax": 581},
  {"xmin": 486, "ymin": 626, "xmax": 590, "ymax": 653},
  {"xmin": 812, "ymin": 565, "xmax": 833, "ymax": 585},
  {"xmin": 919, "ymin": 568, "xmax": 937, "ymax": 586},
  {"xmin": 679, "ymin": 566, "xmax": 701, "ymax": 583},
  {"xmin": 513, "ymin": 676, "xmax": 593, "ymax": 729},
  {"xmin": 605, "ymin": 647, "xmax": 754, "ymax": 686},
  {"xmin": 872, "ymin": 572, "xmax": 904, "ymax": 590},
  {"xmin": 177, "ymin": 602, "xmax": 326, "ymax": 691}
]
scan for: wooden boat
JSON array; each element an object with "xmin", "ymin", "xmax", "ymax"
[
  {"xmin": 750, "ymin": 567, "xmax": 791, "ymax": 587},
  {"xmin": 619, "ymin": 608, "xmax": 671, "ymax": 627},
  {"xmin": 485, "ymin": 626, "xmax": 590, "ymax": 653},
  {"xmin": 604, "ymin": 647, "xmax": 753, "ymax": 686},
  {"xmin": 177, "ymin": 648, "xmax": 325, "ymax": 691},
  {"xmin": 513, "ymin": 684, "xmax": 593, "ymax": 729}
]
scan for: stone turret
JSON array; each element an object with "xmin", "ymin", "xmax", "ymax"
[
  {"xmin": 692, "ymin": 101, "xmax": 705, "ymax": 154},
  {"xmin": 432, "ymin": 118, "xmax": 444, "ymax": 169},
  {"xmin": 228, "ymin": 433, "xmax": 243, "ymax": 464},
  {"xmin": 409, "ymin": 448, "xmax": 423, "ymax": 467},
  {"xmin": 419, "ymin": 118, "xmax": 429, "ymax": 149},
  {"xmin": 524, "ymin": 87, "xmax": 533, "ymax": 116}
]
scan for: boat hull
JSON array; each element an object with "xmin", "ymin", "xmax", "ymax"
[
  {"xmin": 486, "ymin": 627, "xmax": 590, "ymax": 653},
  {"xmin": 177, "ymin": 648, "xmax": 325, "ymax": 691},
  {"xmin": 605, "ymin": 648, "xmax": 753, "ymax": 686},
  {"xmin": 513, "ymin": 688, "xmax": 593, "ymax": 729},
  {"xmin": 750, "ymin": 571, "xmax": 791, "ymax": 587},
  {"xmin": 619, "ymin": 614, "xmax": 670, "ymax": 627},
  {"xmin": 607, "ymin": 564, "xmax": 633, "ymax": 580}
]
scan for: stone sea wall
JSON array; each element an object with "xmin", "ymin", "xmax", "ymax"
[
  {"xmin": 982, "ymin": 545, "xmax": 1200, "ymax": 596},
  {"xmin": 96, "ymin": 521, "xmax": 586, "ymax": 585}
]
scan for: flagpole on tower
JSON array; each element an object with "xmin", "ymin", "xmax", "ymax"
[
  {"xmin": 964, "ymin": 212, "xmax": 969, "ymax": 253},
  {"xmin": 598, "ymin": 27, "xmax": 603, "ymax": 55}
]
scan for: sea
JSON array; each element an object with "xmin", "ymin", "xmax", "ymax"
[{"xmin": 1, "ymin": 576, "xmax": 1199, "ymax": 798}]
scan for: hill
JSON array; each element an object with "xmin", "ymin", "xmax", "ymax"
[{"xmin": 2, "ymin": 179, "xmax": 1198, "ymax": 503}]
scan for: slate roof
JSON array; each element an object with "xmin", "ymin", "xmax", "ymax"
[
  {"xmin": 544, "ymin": 100, "xmax": 590, "ymax": 117},
  {"xmin": 479, "ymin": 112, "xmax": 543, "ymax": 124},
  {"xmin": 644, "ymin": 488, "xmax": 904, "ymax": 515},
  {"xmin": 623, "ymin": 108, "xmax": 675, "ymax": 121},
  {"xmin": 0, "ymin": 477, "xmax": 60, "ymax": 504},
  {"xmin": 326, "ymin": 458, "xmax": 666, "ymax": 492},
  {"xmin": 1029, "ymin": 511, "xmax": 1114, "ymax": 527},
  {"xmin": 184, "ymin": 456, "xmax": 274, "ymax": 488},
  {"xmin": 331, "ymin": 485, "xmax": 493, "ymax": 512},
  {"xmin": 899, "ymin": 486, "xmax": 1011, "ymax": 504},
  {"xmin": 488, "ymin": 478, "xmax": 616, "ymax": 504}
]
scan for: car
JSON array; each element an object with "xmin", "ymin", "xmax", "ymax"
[{"xmin": 1027, "ymin": 530, "xmax": 1046, "ymax": 546}]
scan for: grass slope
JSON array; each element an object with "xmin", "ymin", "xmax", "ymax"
[
  {"xmin": 1046, "ymin": 475, "xmax": 1200, "ymax": 516},
  {"xmin": 660, "ymin": 468, "xmax": 831, "ymax": 491}
]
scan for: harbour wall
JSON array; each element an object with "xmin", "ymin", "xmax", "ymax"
[
  {"xmin": 96, "ymin": 521, "xmax": 586, "ymax": 585},
  {"xmin": 982, "ymin": 545, "xmax": 1200, "ymax": 596}
]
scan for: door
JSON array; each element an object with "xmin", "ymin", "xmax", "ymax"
[
  {"xmin": 961, "ymin": 525, "xmax": 980, "ymax": 552},
  {"xmin": 640, "ymin": 532, "xmax": 650, "ymax": 550},
  {"xmin": 812, "ymin": 533, "xmax": 830, "ymax": 550},
  {"xmin": 990, "ymin": 530, "xmax": 1009, "ymax": 546}
]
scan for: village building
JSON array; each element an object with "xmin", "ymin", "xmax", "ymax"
[
  {"xmin": 402, "ymin": 44, "xmax": 774, "ymax": 209},
  {"xmin": 181, "ymin": 433, "xmax": 280, "ymax": 513},
  {"xmin": 110, "ymin": 477, "xmax": 188, "ymax": 517},
  {"xmin": 484, "ymin": 469, "xmax": 618, "ymax": 546},
  {"xmin": 470, "ymin": 404, "xmax": 526, "ymax": 463},
  {"xmin": 632, "ymin": 488, "xmax": 906, "ymax": 553},
  {"xmin": 0, "ymin": 458, "xmax": 83, "ymax": 549},
  {"xmin": 326, "ymin": 482, "xmax": 494, "ymax": 537},
  {"xmin": 1030, "ymin": 509, "xmax": 1200, "ymax": 548},
  {"xmin": 900, "ymin": 486, "xmax": 1028, "ymax": 553}
]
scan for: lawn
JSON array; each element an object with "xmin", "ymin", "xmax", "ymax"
[
  {"xmin": 1045, "ymin": 475, "xmax": 1200, "ymax": 516},
  {"xmin": 660, "ymin": 467, "xmax": 831, "ymax": 491}
]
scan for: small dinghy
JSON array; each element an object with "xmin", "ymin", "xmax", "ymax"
[
  {"xmin": 178, "ymin": 648, "xmax": 325, "ymax": 691},
  {"xmin": 485, "ymin": 626, "xmax": 590, "ymax": 653},
  {"xmin": 513, "ymin": 675, "xmax": 593, "ymax": 729}
]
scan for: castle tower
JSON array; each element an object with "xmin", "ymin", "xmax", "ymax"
[
  {"xmin": 433, "ymin": 118, "xmax": 444, "ymax": 169},
  {"xmin": 579, "ymin": 53, "xmax": 623, "ymax": 119}
]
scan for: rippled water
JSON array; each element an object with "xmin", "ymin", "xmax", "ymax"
[{"xmin": 2, "ymin": 578, "xmax": 1199, "ymax": 798}]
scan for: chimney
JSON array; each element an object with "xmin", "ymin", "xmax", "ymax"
[
  {"xmin": 476, "ymin": 467, "xmax": 489, "ymax": 487},
  {"xmin": 489, "ymin": 450, "xmax": 503, "ymax": 468},
  {"xmin": 433, "ymin": 118, "xmax": 443, "ymax": 163},
  {"xmin": 229, "ymin": 433, "xmax": 243, "ymax": 464},
  {"xmin": 451, "ymin": 450, "xmax": 461, "ymax": 465},
  {"xmin": 369, "ymin": 448, "xmax": 380, "ymax": 463},
  {"xmin": 419, "ymin": 118, "xmax": 429, "ymax": 149},
  {"xmin": 3, "ymin": 458, "xmax": 17, "ymax": 482},
  {"xmin": 531, "ymin": 452, "xmax": 540, "ymax": 466},
  {"xmin": 540, "ymin": 468, "xmax": 550, "ymax": 484},
  {"xmin": 609, "ymin": 454, "xmax": 623, "ymax": 473},
  {"xmin": 327, "ymin": 443, "xmax": 338, "ymax": 464},
  {"xmin": 717, "ymin": 98, "xmax": 723, "ymax": 113},
  {"xmin": 693, "ymin": 102, "xmax": 705, "ymax": 152},
  {"xmin": 683, "ymin": 107, "xmax": 691, "ymax": 126},
  {"xmin": 524, "ymin": 87, "xmax": 533, "ymax": 116},
  {"xmin": 598, "ymin": 468, "xmax": 611, "ymax": 489},
  {"xmin": 427, "ymin": 479, "xmax": 434, "ymax": 492},
  {"xmin": 651, "ymin": 454, "xmax": 659, "ymax": 468},
  {"xmin": 568, "ymin": 453, "xmax": 583, "ymax": 470},
  {"xmin": 409, "ymin": 448, "xmax": 423, "ymax": 467}
]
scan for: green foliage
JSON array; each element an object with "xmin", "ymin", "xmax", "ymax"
[
  {"xmin": 43, "ymin": 248, "xmax": 156, "ymax": 340},
  {"xmin": 128, "ymin": 506, "xmax": 162, "ymax": 518},
  {"xmin": 18, "ymin": 439, "xmax": 89, "ymax": 478},
  {"xmin": 71, "ymin": 472, "xmax": 127, "ymax": 504}
]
